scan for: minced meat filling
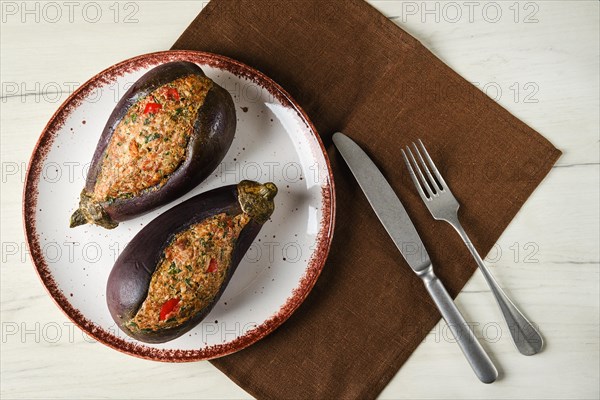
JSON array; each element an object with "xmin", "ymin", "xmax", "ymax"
[
  {"xmin": 93, "ymin": 74, "xmax": 213, "ymax": 203},
  {"xmin": 127, "ymin": 212, "xmax": 250, "ymax": 332}
]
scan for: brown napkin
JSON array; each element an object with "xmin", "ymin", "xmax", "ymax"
[{"xmin": 172, "ymin": 0, "xmax": 561, "ymax": 398}]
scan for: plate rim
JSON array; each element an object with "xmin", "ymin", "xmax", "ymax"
[{"xmin": 23, "ymin": 50, "xmax": 336, "ymax": 362}]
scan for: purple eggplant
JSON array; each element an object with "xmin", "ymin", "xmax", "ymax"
[
  {"xmin": 70, "ymin": 61, "xmax": 236, "ymax": 229},
  {"xmin": 106, "ymin": 180, "xmax": 277, "ymax": 343}
]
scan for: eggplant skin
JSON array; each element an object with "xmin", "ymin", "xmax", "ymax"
[
  {"xmin": 106, "ymin": 181, "xmax": 277, "ymax": 344},
  {"xmin": 70, "ymin": 61, "xmax": 236, "ymax": 229}
]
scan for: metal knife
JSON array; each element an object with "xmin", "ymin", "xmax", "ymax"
[{"xmin": 332, "ymin": 132, "xmax": 498, "ymax": 384}]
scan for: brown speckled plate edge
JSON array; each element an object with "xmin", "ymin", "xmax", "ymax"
[{"xmin": 23, "ymin": 50, "xmax": 336, "ymax": 362}]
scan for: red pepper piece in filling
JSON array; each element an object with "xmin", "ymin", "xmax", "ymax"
[
  {"xmin": 166, "ymin": 88, "xmax": 180, "ymax": 101},
  {"xmin": 207, "ymin": 258, "xmax": 218, "ymax": 273},
  {"xmin": 143, "ymin": 102, "xmax": 162, "ymax": 114},
  {"xmin": 159, "ymin": 298, "xmax": 180, "ymax": 321}
]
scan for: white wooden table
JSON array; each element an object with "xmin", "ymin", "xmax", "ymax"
[{"xmin": 1, "ymin": 1, "xmax": 598, "ymax": 398}]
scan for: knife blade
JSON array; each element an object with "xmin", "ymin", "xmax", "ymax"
[
  {"xmin": 332, "ymin": 132, "xmax": 430, "ymax": 274},
  {"xmin": 332, "ymin": 132, "xmax": 498, "ymax": 384}
]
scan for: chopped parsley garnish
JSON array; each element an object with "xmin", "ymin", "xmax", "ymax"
[
  {"xmin": 145, "ymin": 132, "xmax": 161, "ymax": 143},
  {"xmin": 168, "ymin": 262, "xmax": 181, "ymax": 275}
]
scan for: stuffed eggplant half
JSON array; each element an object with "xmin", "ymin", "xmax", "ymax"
[
  {"xmin": 70, "ymin": 61, "xmax": 236, "ymax": 229},
  {"xmin": 106, "ymin": 180, "xmax": 277, "ymax": 343}
]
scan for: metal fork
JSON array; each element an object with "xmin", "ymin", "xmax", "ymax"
[{"xmin": 401, "ymin": 140, "xmax": 543, "ymax": 356}]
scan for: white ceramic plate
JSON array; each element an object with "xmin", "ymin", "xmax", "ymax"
[{"xmin": 24, "ymin": 51, "xmax": 335, "ymax": 361}]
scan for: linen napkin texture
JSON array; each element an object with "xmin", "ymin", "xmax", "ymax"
[{"xmin": 172, "ymin": 1, "xmax": 561, "ymax": 398}]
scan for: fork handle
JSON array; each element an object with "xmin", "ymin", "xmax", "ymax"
[
  {"xmin": 451, "ymin": 222, "xmax": 544, "ymax": 356},
  {"xmin": 421, "ymin": 267, "xmax": 498, "ymax": 383}
]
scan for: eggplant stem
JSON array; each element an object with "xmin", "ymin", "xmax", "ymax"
[
  {"xmin": 71, "ymin": 189, "xmax": 119, "ymax": 229},
  {"xmin": 70, "ymin": 209, "xmax": 88, "ymax": 228},
  {"xmin": 259, "ymin": 182, "xmax": 278, "ymax": 200},
  {"xmin": 237, "ymin": 180, "xmax": 277, "ymax": 223}
]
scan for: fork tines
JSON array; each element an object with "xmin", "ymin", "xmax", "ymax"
[{"xmin": 401, "ymin": 140, "xmax": 448, "ymax": 201}]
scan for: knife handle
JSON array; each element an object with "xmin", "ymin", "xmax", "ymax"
[{"xmin": 421, "ymin": 267, "xmax": 498, "ymax": 384}]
